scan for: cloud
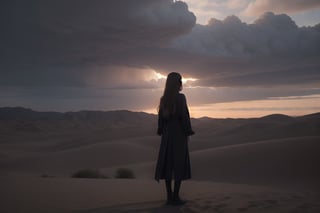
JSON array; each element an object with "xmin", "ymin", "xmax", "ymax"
[
  {"xmin": 1, "ymin": 1, "xmax": 320, "ymax": 112},
  {"xmin": 174, "ymin": 12, "xmax": 320, "ymax": 57},
  {"xmin": 244, "ymin": 0, "xmax": 320, "ymax": 16},
  {"xmin": 84, "ymin": 65, "xmax": 166, "ymax": 89},
  {"xmin": 0, "ymin": 86, "xmax": 164, "ymax": 112},
  {"xmin": 171, "ymin": 12, "xmax": 320, "ymax": 87},
  {"xmin": 2, "ymin": 1, "xmax": 319, "ymax": 90},
  {"xmin": 182, "ymin": 0, "xmax": 251, "ymax": 24},
  {"xmin": 227, "ymin": 0, "xmax": 252, "ymax": 10},
  {"xmin": 0, "ymin": 0, "xmax": 195, "ymax": 86},
  {"xmin": 183, "ymin": 0, "xmax": 320, "ymax": 27}
]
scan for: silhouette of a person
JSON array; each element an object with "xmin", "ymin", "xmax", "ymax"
[{"xmin": 155, "ymin": 72, "xmax": 195, "ymax": 205}]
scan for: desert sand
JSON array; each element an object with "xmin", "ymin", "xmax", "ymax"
[
  {"xmin": 0, "ymin": 108, "xmax": 319, "ymax": 212},
  {"xmin": 1, "ymin": 176, "xmax": 319, "ymax": 213}
]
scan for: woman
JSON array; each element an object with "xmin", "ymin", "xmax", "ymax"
[{"xmin": 155, "ymin": 72, "xmax": 195, "ymax": 205}]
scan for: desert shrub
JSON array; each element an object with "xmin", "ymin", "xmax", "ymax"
[
  {"xmin": 71, "ymin": 169, "xmax": 108, "ymax": 179},
  {"xmin": 114, "ymin": 168, "xmax": 135, "ymax": 179}
]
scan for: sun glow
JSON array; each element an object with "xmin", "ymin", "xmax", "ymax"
[
  {"xmin": 145, "ymin": 70, "xmax": 166, "ymax": 81},
  {"xmin": 182, "ymin": 77, "xmax": 197, "ymax": 84},
  {"xmin": 153, "ymin": 72, "xmax": 166, "ymax": 81},
  {"xmin": 148, "ymin": 70, "xmax": 198, "ymax": 83}
]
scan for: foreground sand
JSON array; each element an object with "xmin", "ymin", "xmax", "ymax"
[{"xmin": 1, "ymin": 176, "xmax": 319, "ymax": 213}]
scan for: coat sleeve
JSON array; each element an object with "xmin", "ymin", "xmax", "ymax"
[
  {"xmin": 180, "ymin": 94, "xmax": 195, "ymax": 136},
  {"xmin": 157, "ymin": 108, "xmax": 163, "ymax": 136}
]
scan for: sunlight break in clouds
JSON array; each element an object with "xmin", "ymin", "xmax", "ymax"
[
  {"xmin": 182, "ymin": 77, "xmax": 198, "ymax": 84},
  {"xmin": 146, "ymin": 70, "xmax": 167, "ymax": 82},
  {"xmin": 148, "ymin": 70, "xmax": 198, "ymax": 84}
]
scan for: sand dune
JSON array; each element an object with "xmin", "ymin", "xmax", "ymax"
[
  {"xmin": 191, "ymin": 136, "xmax": 320, "ymax": 189},
  {"xmin": 1, "ymin": 108, "xmax": 320, "ymax": 212},
  {"xmin": 190, "ymin": 113, "xmax": 320, "ymax": 151},
  {"xmin": 101, "ymin": 136, "xmax": 320, "ymax": 191},
  {"xmin": 3, "ymin": 140, "xmax": 158, "ymax": 176}
]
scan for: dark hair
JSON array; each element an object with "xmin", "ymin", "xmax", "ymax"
[{"xmin": 159, "ymin": 72, "xmax": 182, "ymax": 118}]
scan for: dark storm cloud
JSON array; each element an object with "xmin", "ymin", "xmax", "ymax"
[
  {"xmin": 0, "ymin": 0, "xmax": 195, "ymax": 86},
  {"xmin": 174, "ymin": 12, "xmax": 320, "ymax": 57},
  {"xmin": 168, "ymin": 12, "xmax": 320, "ymax": 87},
  {"xmin": 1, "ymin": 1, "xmax": 319, "ymax": 88},
  {"xmin": 1, "ymin": 1, "xmax": 320, "ymax": 112}
]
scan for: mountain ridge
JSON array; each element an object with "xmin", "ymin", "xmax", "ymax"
[{"xmin": 1, "ymin": 106, "xmax": 320, "ymax": 120}]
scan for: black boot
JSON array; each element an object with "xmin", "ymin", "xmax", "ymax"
[
  {"xmin": 165, "ymin": 179, "xmax": 173, "ymax": 205},
  {"xmin": 172, "ymin": 180, "xmax": 186, "ymax": 205}
]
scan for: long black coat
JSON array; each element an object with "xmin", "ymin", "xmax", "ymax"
[{"xmin": 155, "ymin": 93, "xmax": 194, "ymax": 182}]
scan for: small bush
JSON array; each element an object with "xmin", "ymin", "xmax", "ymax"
[
  {"xmin": 114, "ymin": 168, "xmax": 135, "ymax": 179},
  {"xmin": 71, "ymin": 169, "xmax": 108, "ymax": 179}
]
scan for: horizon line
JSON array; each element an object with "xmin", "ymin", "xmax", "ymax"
[{"xmin": 1, "ymin": 106, "xmax": 319, "ymax": 120}]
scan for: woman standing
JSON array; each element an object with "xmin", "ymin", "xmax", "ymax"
[{"xmin": 155, "ymin": 72, "xmax": 195, "ymax": 205}]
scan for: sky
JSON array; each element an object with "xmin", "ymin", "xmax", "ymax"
[{"xmin": 1, "ymin": 0, "xmax": 320, "ymax": 118}]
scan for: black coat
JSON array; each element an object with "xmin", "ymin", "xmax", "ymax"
[{"xmin": 155, "ymin": 93, "xmax": 194, "ymax": 182}]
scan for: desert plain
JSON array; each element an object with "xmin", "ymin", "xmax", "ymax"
[{"xmin": 0, "ymin": 107, "xmax": 319, "ymax": 213}]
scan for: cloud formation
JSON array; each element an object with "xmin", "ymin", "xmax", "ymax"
[
  {"xmin": 1, "ymin": 1, "xmax": 320, "ymax": 113},
  {"xmin": 183, "ymin": 0, "xmax": 320, "ymax": 26},
  {"xmin": 174, "ymin": 12, "xmax": 319, "ymax": 57},
  {"xmin": 182, "ymin": 0, "xmax": 251, "ymax": 24},
  {"xmin": 244, "ymin": 0, "xmax": 320, "ymax": 16},
  {"xmin": 171, "ymin": 12, "xmax": 320, "ymax": 87},
  {"xmin": 1, "ymin": 0, "xmax": 195, "ymax": 86}
]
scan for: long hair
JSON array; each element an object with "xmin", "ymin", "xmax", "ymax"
[{"xmin": 159, "ymin": 72, "xmax": 182, "ymax": 118}]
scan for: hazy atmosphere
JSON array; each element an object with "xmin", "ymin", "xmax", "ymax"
[
  {"xmin": 1, "ymin": 1, "xmax": 320, "ymax": 212},
  {"xmin": 1, "ymin": 0, "xmax": 320, "ymax": 118}
]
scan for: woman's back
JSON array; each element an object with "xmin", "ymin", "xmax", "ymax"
[
  {"xmin": 155, "ymin": 72, "xmax": 194, "ymax": 205},
  {"xmin": 158, "ymin": 93, "xmax": 194, "ymax": 136}
]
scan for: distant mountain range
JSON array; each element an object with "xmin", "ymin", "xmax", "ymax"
[
  {"xmin": 1, "ymin": 106, "xmax": 320, "ymax": 122},
  {"xmin": 1, "ymin": 106, "xmax": 319, "ymax": 137},
  {"xmin": 0, "ymin": 107, "xmax": 154, "ymax": 123},
  {"xmin": 0, "ymin": 107, "xmax": 156, "ymax": 140},
  {"xmin": 1, "ymin": 106, "xmax": 319, "ymax": 148}
]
